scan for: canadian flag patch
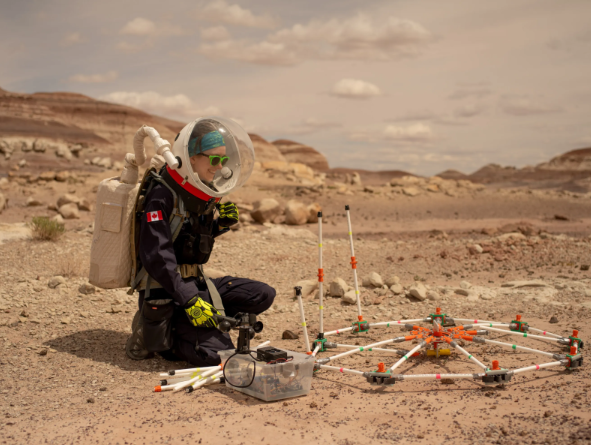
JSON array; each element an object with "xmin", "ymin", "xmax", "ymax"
[{"xmin": 147, "ymin": 210, "xmax": 163, "ymax": 222}]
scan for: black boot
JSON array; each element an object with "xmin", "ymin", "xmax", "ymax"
[{"xmin": 125, "ymin": 311, "xmax": 154, "ymax": 360}]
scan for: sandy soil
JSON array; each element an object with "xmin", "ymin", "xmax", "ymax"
[{"xmin": 1, "ymin": 170, "xmax": 591, "ymax": 445}]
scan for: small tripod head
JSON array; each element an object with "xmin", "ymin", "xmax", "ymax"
[{"xmin": 216, "ymin": 313, "xmax": 264, "ymax": 354}]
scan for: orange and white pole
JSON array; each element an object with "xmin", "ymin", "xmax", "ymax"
[
  {"xmin": 345, "ymin": 205, "xmax": 362, "ymax": 320},
  {"xmin": 318, "ymin": 211, "xmax": 325, "ymax": 335}
]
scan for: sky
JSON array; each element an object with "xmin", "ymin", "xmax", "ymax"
[{"xmin": 1, "ymin": 0, "xmax": 590, "ymax": 175}]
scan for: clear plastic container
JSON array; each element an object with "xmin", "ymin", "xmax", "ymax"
[{"xmin": 218, "ymin": 348, "xmax": 315, "ymax": 402}]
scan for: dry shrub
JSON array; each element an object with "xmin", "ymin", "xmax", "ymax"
[
  {"xmin": 29, "ymin": 216, "xmax": 65, "ymax": 241},
  {"xmin": 54, "ymin": 255, "xmax": 88, "ymax": 278}
]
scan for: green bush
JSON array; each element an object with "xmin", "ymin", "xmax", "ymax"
[{"xmin": 29, "ymin": 216, "xmax": 65, "ymax": 241}]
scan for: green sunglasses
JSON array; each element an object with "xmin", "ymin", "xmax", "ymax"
[{"xmin": 199, "ymin": 153, "xmax": 229, "ymax": 166}]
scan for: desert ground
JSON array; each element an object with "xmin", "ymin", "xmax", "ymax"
[{"xmin": 1, "ymin": 165, "xmax": 590, "ymax": 445}]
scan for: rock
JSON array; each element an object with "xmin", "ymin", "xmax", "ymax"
[
  {"xmin": 584, "ymin": 289, "xmax": 591, "ymax": 298},
  {"xmin": 55, "ymin": 145, "xmax": 73, "ymax": 160},
  {"xmin": 0, "ymin": 192, "xmax": 7, "ymax": 213},
  {"xmin": 203, "ymin": 268, "xmax": 227, "ymax": 279},
  {"xmin": 460, "ymin": 281, "xmax": 472, "ymax": 290},
  {"xmin": 60, "ymin": 317, "xmax": 70, "ymax": 324},
  {"xmin": 468, "ymin": 244, "xmax": 483, "ymax": 255},
  {"xmin": 426, "ymin": 290, "xmax": 440, "ymax": 301},
  {"xmin": 482, "ymin": 227, "xmax": 498, "ymax": 236},
  {"xmin": 39, "ymin": 171, "xmax": 56, "ymax": 181},
  {"xmin": 0, "ymin": 177, "xmax": 9, "ymax": 188},
  {"xmin": 342, "ymin": 289, "xmax": 358, "ymax": 304},
  {"xmin": 38, "ymin": 349, "xmax": 48, "ymax": 356},
  {"xmin": 496, "ymin": 232, "xmax": 526, "ymax": 242},
  {"xmin": 454, "ymin": 288, "xmax": 470, "ymax": 296},
  {"xmin": 48, "ymin": 276, "xmax": 66, "ymax": 288},
  {"xmin": 273, "ymin": 214, "xmax": 286, "ymax": 224},
  {"xmin": 501, "ymin": 280, "xmax": 549, "ymax": 288},
  {"xmin": 77, "ymin": 198, "xmax": 92, "ymax": 211},
  {"xmin": 78, "ymin": 283, "xmax": 96, "ymax": 295},
  {"xmin": 18, "ymin": 159, "xmax": 26, "ymax": 168},
  {"xmin": 362, "ymin": 272, "xmax": 383, "ymax": 288},
  {"xmin": 95, "ymin": 157, "xmax": 112, "ymax": 169},
  {"xmin": 33, "ymin": 140, "xmax": 47, "ymax": 152},
  {"xmin": 385, "ymin": 275, "xmax": 400, "ymax": 287},
  {"xmin": 296, "ymin": 279, "xmax": 318, "ymax": 299},
  {"xmin": 329, "ymin": 277, "xmax": 349, "ymax": 297},
  {"xmin": 306, "ymin": 202, "xmax": 322, "ymax": 223},
  {"xmin": 390, "ymin": 284, "xmax": 404, "ymax": 295},
  {"xmin": 56, "ymin": 193, "xmax": 80, "ymax": 208},
  {"xmin": 409, "ymin": 282, "xmax": 427, "ymax": 301},
  {"xmin": 59, "ymin": 202, "xmax": 80, "ymax": 219},
  {"xmin": 26, "ymin": 196, "xmax": 43, "ymax": 207},
  {"xmin": 51, "ymin": 214, "xmax": 65, "ymax": 224},
  {"xmin": 285, "ymin": 200, "xmax": 308, "ymax": 225},
  {"xmin": 282, "ymin": 330, "xmax": 299, "ymax": 340},
  {"xmin": 402, "ymin": 186, "xmax": 421, "ymax": 197},
  {"xmin": 580, "ymin": 265, "xmax": 590, "ymax": 271},
  {"xmin": 55, "ymin": 171, "xmax": 70, "ymax": 182},
  {"xmin": 554, "ymin": 214, "xmax": 569, "ymax": 221},
  {"xmin": 549, "ymin": 316, "xmax": 559, "ymax": 324},
  {"xmin": 239, "ymin": 212, "xmax": 254, "ymax": 224},
  {"xmin": 351, "ymin": 172, "xmax": 362, "ymax": 186},
  {"xmin": 250, "ymin": 198, "xmax": 282, "ymax": 224}
]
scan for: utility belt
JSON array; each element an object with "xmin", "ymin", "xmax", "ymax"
[{"xmin": 135, "ymin": 263, "xmax": 206, "ymax": 291}]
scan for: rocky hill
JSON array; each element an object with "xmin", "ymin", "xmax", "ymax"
[
  {"xmin": 248, "ymin": 134, "xmax": 286, "ymax": 163},
  {"xmin": 536, "ymin": 147, "xmax": 591, "ymax": 171},
  {"xmin": 272, "ymin": 139, "xmax": 329, "ymax": 171}
]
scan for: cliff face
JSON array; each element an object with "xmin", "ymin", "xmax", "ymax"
[
  {"xmin": 272, "ymin": 139, "xmax": 329, "ymax": 171},
  {"xmin": 0, "ymin": 88, "xmax": 183, "ymax": 150},
  {"xmin": 248, "ymin": 133, "xmax": 286, "ymax": 163}
]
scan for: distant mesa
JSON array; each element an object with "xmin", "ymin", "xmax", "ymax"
[
  {"xmin": 272, "ymin": 139, "xmax": 329, "ymax": 172},
  {"xmin": 536, "ymin": 147, "xmax": 591, "ymax": 171},
  {"xmin": 248, "ymin": 134, "xmax": 286, "ymax": 163},
  {"xmin": 436, "ymin": 169, "xmax": 468, "ymax": 180}
]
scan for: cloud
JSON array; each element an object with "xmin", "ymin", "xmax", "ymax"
[
  {"xmin": 69, "ymin": 70, "xmax": 118, "ymax": 83},
  {"xmin": 287, "ymin": 118, "xmax": 342, "ymax": 135},
  {"xmin": 330, "ymin": 79, "xmax": 382, "ymax": 99},
  {"xmin": 453, "ymin": 103, "xmax": 485, "ymax": 118},
  {"xmin": 119, "ymin": 17, "xmax": 183, "ymax": 37},
  {"xmin": 200, "ymin": 26, "xmax": 230, "ymax": 41},
  {"xmin": 448, "ymin": 86, "xmax": 492, "ymax": 100},
  {"xmin": 499, "ymin": 95, "xmax": 562, "ymax": 116},
  {"xmin": 200, "ymin": 0, "xmax": 278, "ymax": 29},
  {"xmin": 198, "ymin": 14, "xmax": 432, "ymax": 66},
  {"xmin": 100, "ymin": 91, "xmax": 221, "ymax": 120},
  {"xmin": 383, "ymin": 123, "xmax": 433, "ymax": 141},
  {"xmin": 388, "ymin": 109, "xmax": 439, "ymax": 122},
  {"xmin": 61, "ymin": 32, "xmax": 83, "ymax": 46}
]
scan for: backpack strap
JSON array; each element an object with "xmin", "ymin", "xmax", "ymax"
[{"xmin": 199, "ymin": 264, "xmax": 226, "ymax": 317}]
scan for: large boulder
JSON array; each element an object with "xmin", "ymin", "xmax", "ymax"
[
  {"xmin": 285, "ymin": 200, "xmax": 308, "ymax": 225},
  {"xmin": 57, "ymin": 193, "xmax": 80, "ymax": 208},
  {"xmin": 250, "ymin": 199, "xmax": 282, "ymax": 224},
  {"xmin": 55, "ymin": 144, "xmax": 73, "ymax": 160},
  {"xmin": 272, "ymin": 139, "xmax": 329, "ymax": 171},
  {"xmin": 342, "ymin": 289, "xmax": 357, "ymax": 305},
  {"xmin": 362, "ymin": 272, "xmax": 383, "ymax": 288},
  {"xmin": 307, "ymin": 202, "xmax": 322, "ymax": 223},
  {"xmin": 409, "ymin": 282, "xmax": 427, "ymax": 301},
  {"xmin": 59, "ymin": 202, "xmax": 80, "ymax": 219},
  {"xmin": 329, "ymin": 278, "xmax": 349, "ymax": 297}
]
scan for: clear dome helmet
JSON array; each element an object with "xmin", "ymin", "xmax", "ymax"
[{"xmin": 168, "ymin": 117, "xmax": 255, "ymax": 199}]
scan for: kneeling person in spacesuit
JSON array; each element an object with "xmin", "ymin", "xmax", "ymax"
[{"xmin": 126, "ymin": 117, "xmax": 275, "ymax": 365}]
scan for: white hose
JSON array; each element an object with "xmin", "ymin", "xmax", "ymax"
[
  {"xmin": 318, "ymin": 365, "xmax": 365, "ymax": 376},
  {"xmin": 390, "ymin": 343, "xmax": 423, "ymax": 372},
  {"xmin": 398, "ymin": 374, "xmax": 477, "ymax": 380},
  {"xmin": 327, "ymin": 338, "xmax": 397, "ymax": 362},
  {"xmin": 296, "ymin": 288, "xmax": 311, "ymax": 353},
  {"xmin": 453, "ymin": 343, "xmax": 487, "ymax": 370},
  {"xmin": 479, "ymin": 326, "xmax": 561, "ymax": 342},
  {"xmin": 483, "ymin": 339, "xmax": 555, "ymax": 358},
  {"xmin": 511, "ymin": 361, "xmax": 563, "ymax": 375},
  {"xmin": 324, "ymin": 326, "xmax": 354, "ymax": 336}
]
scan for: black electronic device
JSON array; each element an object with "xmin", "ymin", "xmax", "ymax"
[
  {"xmin": 216, "ymin": 312, "xmax": 264, "ymax": 354},
  {"xmin": 256, "ymin": 346, "xmax": 288, "ymax": 362}
]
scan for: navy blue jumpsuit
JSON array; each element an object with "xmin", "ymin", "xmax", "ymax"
[{"xmin": 138, "ymin": 182, "xmax": 275, "ymax": 366}]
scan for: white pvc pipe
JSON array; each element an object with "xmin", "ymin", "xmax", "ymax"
[
  {"xmin": 398, "ymin": 373, "xmax": 477, "ymax": 380},
  {"xmin": 470, "ymin": 323, "xmax": 510, "ymax": 328},
  {"xmin": 511, "ymin": 361, "xmax": 563, "ymax": 375},
  {"xmin": 312, "ymin": 344, "xmax": 321, "ymax": 357},
  {"xmin": 327, "ymin": 338, "xmax": 399, "ymax": 361},
  {"xmin": 483, "ymin": 339, "xmax": 555, "ymax": 358},
  {"xmin": 390, "ymin": 343, "xmax": 424, "ymax": 372},
  {"xmin": 335, "ymin": 344, "xmax": 406, "ymax": 355},
  {"xmin": 159, "ymin": 365, "xmax": 220, "ymax": 377},
  {"xmin": 296, "ymin": 290, "xmax": 311, "ymax": 353},
  {"xmin": 318, "ymin": 365, "xmax": 365, "ymax": 376},
  {"xmin": 189, "ymin": 371, "xmax": 224, "ymax": 390},
  {"xmin": 527, "ymin": 327, "xmax": 562, "ymax": 339},
  {"xmin": 370, "ymin": 319, "xmax": 426, "ymax": 328},
  {"xmin": 453, "ymin": 318, "xmax": 500, "ymax": 324},
  {"xmin": 345, "ymin": 206, "xmax": 362, "ymax": 318},
  {"xmin": 318, "ymin": 213, "xmax": 324, "ymax": 334},
  {"xmin": 172, "ymin": 366, "xmax": 221, "ymax": 392},
  {"xmin": 324, "ymin": 327, "xmax": 354, "ymax": 336},
  {"xmin": 480, "ymin": 326, "xmax": 561, "ymax": 342},
  {"xmin": 453, "ymin": 343, "xmax": 487, "ymax": 370}
]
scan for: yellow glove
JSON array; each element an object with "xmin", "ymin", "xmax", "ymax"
[{"xmin": 184, "ymin": 297, "xmax": 220, "ymax": 328}]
